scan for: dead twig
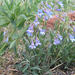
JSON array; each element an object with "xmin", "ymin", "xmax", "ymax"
[
  {"xmin": 44, "ymin": 63, "xmax": 63, "ymax": 75},
  {"xmin": 8, "ymin": 68, "xmax": 18, "ymax": 72}
]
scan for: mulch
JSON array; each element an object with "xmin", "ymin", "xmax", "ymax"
[{"xmin": 46, "ymin": 11, "xmax": 75, "ymax": 30}]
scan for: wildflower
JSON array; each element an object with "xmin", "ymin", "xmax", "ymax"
[
  {"xmin": 57, "ymin": 34, "xmax": 63, "ymax": 40},
  {"xmin": 44, "ymin": 16, "xmax": 48, "ymax": 21},
  {"xmin": 29, "ymin": 40, "xmax": 36, "ymax": 49},
  {"xmin": 53, "ymin": 38, "xmax": 61, "ymax": 45},
  {"xmin": 73, "ymin": 26, "xmax": 75, "ymax": 32},
  {"xmin": 69, "ymin": 34, "xmax": 75, "ymax": 42},
  {"xmin": 4, "ymin": 37, "xmax": 9, "ymax": 43},
  {"xmin": 44, "ymin": 9, "xmax": 53, "ymax": 17},
  {"xmin": 33, "ymin": 16, "xmax": 40, "ymax": 27},
  {"xmin": 39, "ymin": 29, "xmax": 45, "ymax": 35},
  {"xmin": 3, "ymin": 31, "xmax": 9, "ymax": 43},
  {"xmin": 51, "ymin": 2, "xmax": 54, "ymax": 6},
  {"xmin": 58, "ymin": 1, "xmax": 64, "ymax": 7},
  {"xmin": 3, "ymin": 31, "xmax": 7, "ymax": 36},
  {"xmin": 61, "ymin": 18, "xmax": 65, "ymax": 22},
  {"xmin": 35, "ymin": 16, "xmax": 38, "ymax": 21},
  {"xmin": 35, "ymin": 37, "xmax": 41, "ymax": 46},
  {"xmin": 41, "ymin": 1, "xmax": 44, "ymax": 5},
  {"xmin": 56, "ymin": 9, "xmax": 61, "ymax": 11},
  {"xmin": 34, "ymin": 21, "xmax": 40, "ymax": 27},
  {"xmin": 37, "ymin": 12, "xmax": 44, "ymax": 18},
  {"xmin": 48, "ymin": 12, "xmax": 53, "ymax": 17},
  {"xmin": 46, "ymin": 2, "xmax": 52, "ymax": 9},
  {"xmin": 37, "ymin": 9, "xmax": 44, "ymax": 17},
  {"xmin": 26, "ymin": 25, "xmax": 34, "ymax": 36},
  {"xmin": 38, "ymin": 9, "xmax": 43, "ymax": 13}
]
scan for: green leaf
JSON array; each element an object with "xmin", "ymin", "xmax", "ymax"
[
  {"xmin": 0, "ymin": 16, "xmax": 10, "ymax": 26},
  {"xmin": 0, "ymin": 43, "xmax": 8, "ymax": 56},
  {"xmin": 18, "ymin": 26, "xmax": 29, "ymax": 38},
  {"xmin": 16, "ymin": 14, "xmax": 27, "ymax": 27},
  {"xmin": 0, "ymin": 6, "xmax": 9, "ymax": 18},
  {"xmin": 9, "ymin": 40, "xmax": 16, "ymax": 49},
  {"xmin": 31, "ymin": 66, "xmax": 41, "ymax": 71},
  {"xmin": 0, "ymin": 32, "xmax": 3, "ymax": 42},
  {"xmin": 12, "ymin": 32, "xmax": 19, "ymax": 40},
  {"xmin": 4, "ymin": 0, "xmax": 10, "ymax": 10},
  {"xmin": 22, "ymin": 64, "xmax": 29, "ymax": 73},
  {"xmin": 32, "ymin": 72, "xmax": 38, "ymax": 75}
]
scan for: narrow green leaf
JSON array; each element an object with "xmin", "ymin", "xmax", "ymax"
[
  {"xmin": 9, "ymin": 40, "xmax": 16, "ymax": 49},
  {"xmin": 22, "ymin": 64, "xmax": 29, "ymax": 72},
  {"xmin": 31, "ymin": 66, "xmax": 41, "ymax": 71},
  {"xmin": 0, "ymin": 43, "xmax": 8, "ymax": 56}
]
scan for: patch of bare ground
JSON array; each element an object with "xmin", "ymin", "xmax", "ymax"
[{"xmin": 0, "ymin": 51, "xmax": 75, "ymax": 75}]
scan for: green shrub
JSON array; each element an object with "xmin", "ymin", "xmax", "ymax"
[{"xmin": 0, "ymin": 0, "xmax": 75, "ymax": 75}]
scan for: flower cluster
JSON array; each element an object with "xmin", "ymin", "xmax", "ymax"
[
  {"xmin": 33, "ymin": 16, "xmax": 40, "ymax": 27},
  {"xmin": 53, "ymin": 26, "xmax": 75, "ymax": 45},
  {"xmin": 26, "ymin": 1, "xmax": 75, "ymax": 49},
  {"xmin": 56, "ymin": 1, "xmax": 64, "ymax": 11},
  {"xmin": 26, "ymin": 25, "xmax": 34, "ymax": 36},
  {"xmin": 29, "ymin": 37, "xmax": 41, "ymax": 49},
  {"xmin": 26, "ymin": 15, "xmax": 45, "ymax": 49},
  {"xmin": 69, "ymin": 34, "xmax": 75, "ymax": 42},
  {"xmin": 53, "ymin": 33, "xmax": 63, "ymax": 45}
]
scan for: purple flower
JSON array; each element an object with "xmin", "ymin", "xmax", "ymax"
[
  {"xmin": 35, "ymin": 37, "xmax": 41, "ymax": 46},
  {"xmin": 69, "ymin": 34, "xmax": 75, "ymax": 42},
  {"xmin": 4, "ymin": 37, "xmax": 9, "ymax": 43},
  {"xmin": 44, "ymin": 16, "xmax": 48, "ymax": 20},
  {"xmin": 38, "ymin": 13, "xmax": 44, "ymax": 17},
  {"xmin": 39, "ymin": 29, "xmax": 45, "ymax": 35},
  {"xmin": 29, "ymin": 40, "xmax": 36, "ymax": 49},
  {"xmin": 26, "ymin": 25, "xmax": 34, "ymax": 36},
  {"xmin": 58, "ymin": 1, "xmax": 64, "ymax": 7},
  {"xmin": 61, "ymin": 18, "xmax": 65, "ymax": 22},
  {"xmin": 56, "ymin": 9, "xmax": 61, "ymax": 11},
  {"xmin": 48, "ymin": 12, "xmax": 53, "ymax": 17},
  {"xmin": 33, "ymin": 21, "xmax": 40, "ymax": 27},
  {"xmin": 46, "ymin": 2, "xmax": 52, "ymax": 9},
  {"xmin": 35, "ymin": 16, "xmax": 38, "ymax": 21},
  {"xmin": 3, "ymin": 31, "xmax": 7, "ymax": 36},
  {"xmin": 3, "ymin": 31, "xmax": 8, "ymax": 36},
  {"xmin": 33, "ymin": 17, "xmax": 40, "ymax": 27},
  {"xmin": 41, "ymin": 1, "xmax": 44, "ymax": 5},
  {"xmin": 37, "ymin": 12, "xmax": 44, "ymax": 18},
  {"xmin": 51, "ymin": 2, "xmax": 54, "ymax": 5},
  {"xmin": 73, "ymin": 27, "xmax": 75, "ymax": 32},
  {"xmin": 37, "ymin": 9, "xmax": 44, "ymax": 17},
  {"xmin": 38, "ymin": 9, "xmax": 43, "ymax": 13},
  {"xmin": 57, "ymin": 34, "xmax": 63, "ymax": 40},
  {"xmin": 53, "ymin": 38, "xmax": 61, "ymax": 45},
  {"xmin": 44, "ymin": 9, "xmax": 53, "ymax": 17},
  {"xmin": 3, "ymin": 31, "xmax": 9, "ymax": 43}
]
